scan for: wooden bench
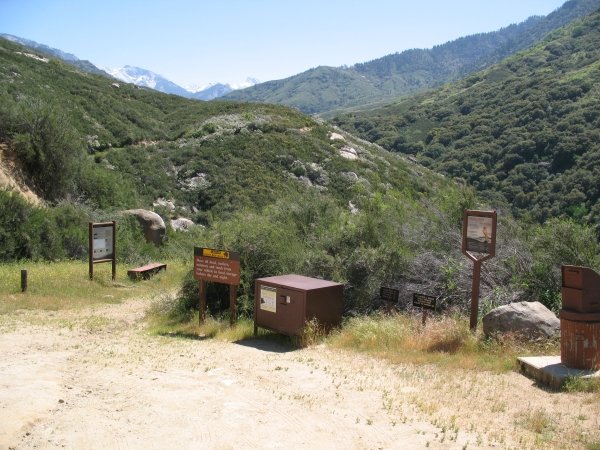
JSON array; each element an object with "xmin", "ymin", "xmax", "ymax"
[{"xmin": 127, "ymin": 262, "xmax": 167, "ymax": 280}]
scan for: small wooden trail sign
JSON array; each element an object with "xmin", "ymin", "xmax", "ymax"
[{"xmin": 413, "ymin": 293, "xmax": 437, "ymax": 325}]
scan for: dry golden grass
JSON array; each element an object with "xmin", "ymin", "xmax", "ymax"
[
  {"xmin": 326, "ymin": 312, "xmax": 560, "ymax": 373},
  {"xmin": 324, "ymin": 312, "xmax": 600, "ymax": 449}
]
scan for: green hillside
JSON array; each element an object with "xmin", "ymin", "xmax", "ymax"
[
  {"xmin": 334, "ymin": 10, "xmax": 600, "ymax": 232},
  {"xmin": 1, "ymin": 35, "xmax": 598, "ymax": 316},
  {"xmin": 224, "ymin": 0, "xmax": 600, "ymax": 115},
  {"xmin": 0, "ymin": 36, "xmax": 455, "ymax": 214},
  {"xmin": 0, "ymin": 36, "xmax": 471, "ymax": 312}
]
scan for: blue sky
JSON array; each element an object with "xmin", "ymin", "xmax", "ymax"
[{"xmin": 0, "ymin": 0, "xmax": 566, "ymax": 88}]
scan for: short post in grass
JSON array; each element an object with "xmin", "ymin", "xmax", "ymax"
[
  {"xmin": 21, "ymin": 269, "xmax": 27, "ymax": 292},
  {"xmin": 461, "ymin": 210, "xmax": 497, "ymax": 332},
  {"xmin": 193, "ymin": 247, "xmax": 241, "ymax": 326}
]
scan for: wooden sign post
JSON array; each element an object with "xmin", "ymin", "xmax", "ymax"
[
  {"xmin": 89, "ymin": 221, "xmax": 116, "ymax": 281},
  {"xmin": 413, "ymin": 293, "xmax": 437, "ymax": 326},
  {"xmin": 461, "ymin": 210, "xmax": 497, "ymax": 331},
  {"xmin": 193, "ymin": 247, "xmax": 240, "ymax": 326}
]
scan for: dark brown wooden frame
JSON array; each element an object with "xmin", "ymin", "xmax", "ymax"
[
  {"xmin": 461, "ymin": 210, "xmax": 497, "ymax": 330},
  {"xmin": 89, "ymin": 221, "xmax": 116, "ymax": 281},
  {"xmin": 193, "ymin": 247, "xmax": 240, "ymax": 326}
]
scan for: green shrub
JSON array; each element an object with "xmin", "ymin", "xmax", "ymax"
[
  {"xmin": 522, "ymin": 218, "xmax": 600, "ymax": 311},
  {"xmin": 11, "ymin": 99, "xmax": 85, "ymax": 201},
  {"xmin": 114, "ymin": 214, "xmax": 162, "ymax": 265},
  {"xmin": 0, "ymin": 191, "xmax": 88, "ymax": 261}
]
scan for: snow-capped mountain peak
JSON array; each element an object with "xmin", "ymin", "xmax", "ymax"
[
  {"xmin": 106, "ymin": 65, "xmax": 160, "ymax": 89},
  {"xmin": 230, "ymin": 77, "xmax": 260, "ymax": 90},
  {"xmin": 106, "ymin": 66, "xmax": 258, "ymax": 100},
  {"xmin": 187, "ymin": 77, "xmax": 259, "ymax": 93},
  {"xmin": 1, "ymin": 33, "xmax": 258, "ymax": 101}
]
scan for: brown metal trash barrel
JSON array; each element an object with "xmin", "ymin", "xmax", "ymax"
[{"xmin": 560, "ymin": 309, "xmax": 600, "ymax": 370}]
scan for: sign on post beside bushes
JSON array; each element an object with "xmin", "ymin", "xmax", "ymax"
[
  {"xmin": 380, "ymin": 286, "xmax": 399, "ymax": 303},
  {"xmin": 193, "ymin": 247, "xmax": 240, "ymax": 325},
  {"xmin": 413, "ymin": 293, "xmax": 437, "ymax": 310},
  {"xmin": 413, "ymin": 293, "xmax": 437, "ymax": 325},
  {"xmin": 89, "ymin": 221, "xmax": 116, "ymax": 280},
  {"xmin": 461, "ymin": 210, "xmax": 497, "ymax": 331}
]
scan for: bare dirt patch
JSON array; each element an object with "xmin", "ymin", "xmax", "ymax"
[
  {"xmin": 0, "ymin": 144, "xmax": 42, "ymax": 206},
  {"xmin": 1, "ymin": 298, "xmax": 598, "ymax": 449}
]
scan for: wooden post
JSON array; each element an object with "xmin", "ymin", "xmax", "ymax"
[
  {"xmin": 462, "ymin": 210, "xmax": 497, "ymax": 333},
  {"xmin": 469, "ymin": 260, "xmax": 482, "ymax": 331},
  {"xmin": 199, "ymin": 280, "xmax": 207, "ymax": 325},
  {"xmin": 88, "ymin": 222, "xmax": 94, "ymax": 280},
  {"xmin": 229, "ymin": 285, "xmax": 238, "ymax": 326},
  {"xmin": 111, "ymin": 220, "xmax": 116, "ymax": 281},
  {"xmin": 422, "ymin": 309, "xmax": 428, "ymax": 326},
  {"xmin": 21, "ymin": 269, "xmax": 27, "ymax": 292}
]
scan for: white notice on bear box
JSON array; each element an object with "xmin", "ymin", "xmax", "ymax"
[{"xmin": 260, "ymin": 286, "xmax": 277, "ymax": 313}]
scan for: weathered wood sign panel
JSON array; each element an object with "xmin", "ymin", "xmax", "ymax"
[
  {"xmin": 89, "ymin": 221, "xmax": 116, "ymax": 280},
  {"xmin": 380, "ymin": 286, "xmax": 400, "ymax": 303}
]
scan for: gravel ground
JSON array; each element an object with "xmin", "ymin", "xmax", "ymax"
[{"xmin": 1, "ymin": 297, "xmax": 598, "ymax": 450}]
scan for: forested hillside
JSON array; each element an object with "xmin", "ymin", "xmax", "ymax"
[
  {"xmin": 0, "ymin": 36, "xmax": 453, "ymax": 213},
  {"xmin": 224, "ymin": 0, "xmax": 600, "ymax": 115},
  {"xmin": 0, "ymin": 36, "xmax": 474, "ymax": 313},
  {"xmin": 1, "ymin": 33, "xmax": 598, "ymax": 315},
  {"xmin": 334, "ymin": 10, "xmax": 600, "ymax": 233}
]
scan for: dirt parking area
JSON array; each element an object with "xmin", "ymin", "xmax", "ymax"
[{"xmin": 0, "ymin": 297, "xmax": 598, "ymax": 449}]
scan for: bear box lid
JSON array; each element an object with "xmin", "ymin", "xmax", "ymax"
[{"xmin": 256, "ymin": 274, "xmax": 342, "ymax": 291}]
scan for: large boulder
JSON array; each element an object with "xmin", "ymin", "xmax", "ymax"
[
  {"xmin": 124, "ymin": 209, "xmax": 166, "ymax": 245},
  {"xmin": 482, "ymin": 301, "xmax": 560, "ymax": 339}
]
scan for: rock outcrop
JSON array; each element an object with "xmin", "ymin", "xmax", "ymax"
[
  {"xmin": 124, "ymin": 209, "xmax": 166, "ymax": 245},
  {"xmin": 482, "ymin": 301, "xmax": 560, "ymax": 339},
  {"xmin": 170, "ymin": 217, "xmax": 194, "ymax": 232}
]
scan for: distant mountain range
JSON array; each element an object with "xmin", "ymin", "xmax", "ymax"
[
  {"xmin": 106, "ymin": 65, "xmax": 259, "ymax": 100},
  {"xmin": 3, "ymin": 0, "xmax": 600, "ymax": 110},
  {"xmin": 333, "ymin": 7, "xmax": 600, "ymax": 228},
  {"xmin": 0, "ymin": 33, "xmax": 258, "ymax": 100},
  {"xmin": 223, "ymin": 0, "xmax": 600, "ymax": 114},
  {"xmin": 0, "ymin": 33, "xmax": 110, "ymax": 76}
]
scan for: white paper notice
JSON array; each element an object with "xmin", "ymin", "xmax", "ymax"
[{"xmin": 260, "ymin": 286, "xmax": 277, "ymax": 313}]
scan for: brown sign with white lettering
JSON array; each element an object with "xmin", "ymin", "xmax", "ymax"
[{"xmin": 193, "ymin": 247, "xmax": 240, "ymax": 285}]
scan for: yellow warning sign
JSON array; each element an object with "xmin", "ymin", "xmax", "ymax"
[{"xmin": 202, "ymin": 248, "xmax": 229, "ymax": 259}]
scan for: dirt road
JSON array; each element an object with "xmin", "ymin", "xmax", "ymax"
[{"xmin": 0, "ymin": 297, "xmax": 598, "ymax": 449}]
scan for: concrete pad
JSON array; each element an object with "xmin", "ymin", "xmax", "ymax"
[{"xmin": 518, "ymin": 355, "xmax": 600, "ymax": 390}]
